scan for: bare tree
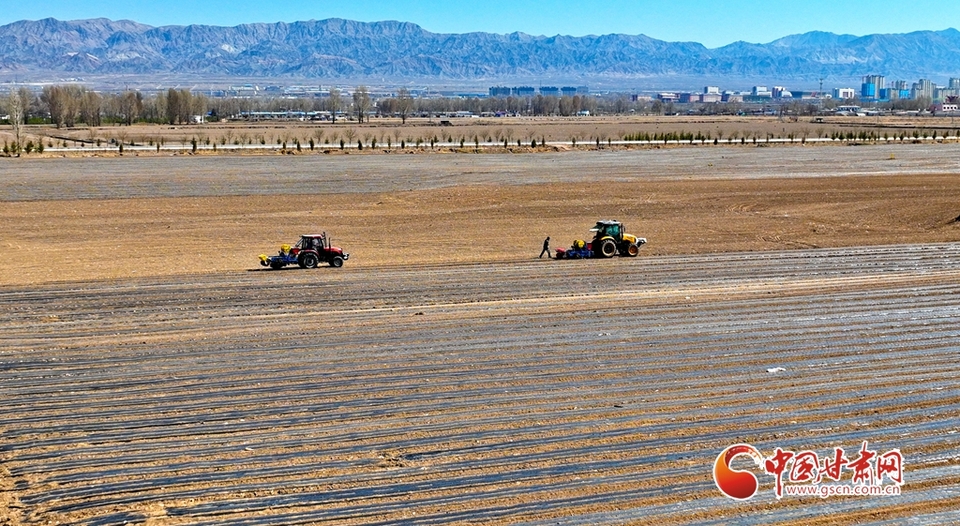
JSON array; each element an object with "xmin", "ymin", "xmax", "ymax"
[
  {"xmin": 177, "ymin": 89, "xmax": 194, "ymax": 124},
  {"xmin": 42, "ymin": 85, "xmax": 86, "ymax": 128},
  {"xmin": 328, "ymin": 88, "xmax": 342, "ymax": 124},
  {"xmin": 396, "ymin": 88, "xmax": 413, "ymax": 125},
  {"xmin": 41, "ymin": 86, "xmax": 69, "ymax": 128},
  {"xmin": 165, "ymin": 88, "xmax": 180, "ymax": 124},
  {"xmin": 353, "ymin": 86, "xmax": 371, "ymax": 124},
  {"xmin": 188, "ymin": 91, "xmax": 206, "ymax": 123},
  {"xmin": 117, "ymin": 91, "xmax": 143, "ymax": 126},
  {"xmin": 79, "ymin": 90, "xmax": 103, "ymax": 127},
  {"xmin": 343, "ymin": 127, "xmax": 357, "ymax": 144},
  {"xmin": 7, "ymin": 88, "xmax": 26, "ymax": 153}
]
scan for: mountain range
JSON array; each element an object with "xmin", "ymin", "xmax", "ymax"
[{"xmin": 1, "ymin": 18, "xmax": 959, "ymax": 88}]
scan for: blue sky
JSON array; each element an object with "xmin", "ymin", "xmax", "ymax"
[{"xmin": 1, "ymin": 0, "xmax": 957, "ymax": 48}]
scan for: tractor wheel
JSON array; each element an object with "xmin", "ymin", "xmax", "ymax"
[
  {"xmin": 330, "ymin": 256, "xmax": 344, "ymax": 268},
  {"xmin": 270, "ymin": 260, "xmax": 284, "ymax": 270},
  {"xmin": 301, "ymin": 253, "xmax": 319, "ymax": 269},
  {"xmin": 627, "ymin": 243, "xmax": 640, "ymax": 257},
  {"xmin": 599, "ymin": 239, "xmax": 617, "ymax": 258}
]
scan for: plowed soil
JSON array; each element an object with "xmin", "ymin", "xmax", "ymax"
[{"xmin": 2, "ymin": 144, "xmax": 960, "ymax": 525}]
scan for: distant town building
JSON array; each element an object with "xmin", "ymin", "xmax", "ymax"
[
  {"xmin": 704, "ymin": 86, "xmax": 720, "ymax": 94},
  {"xmin": 861, "ymin": 74, "xmax": 885, "ymax": 101},
  {"xmin": 886, "ymin": 80, "xmax": 911, "ymax": 101},
  {"xmin": 912, "ymin": 79, "xmax": 935, "ymax": 100},
  {"xmin": 752, "ymin": 86, "xmax": 772, "ymax": 97},
  {"xmin": 772, "ymin": 86, "xmax": 792, "ymax": 98},
  {"xmin": 489, "ymin": 86, "xmax": 587, "ymax": 98},
  {"xmin": 945, "ymin": 79, "xmax": 960, "ymax": 98},
  {"xmin": 834, "ymin": 88, "xmax": 857, "ymax": 100},
  {"xmin": 933, "ymin": 102, "xmax": 959, "ymax": 113},
  {"xmin": 721, "ymin": 92, "xmax": 743, "ymax": 103},
  {"xmin": 790, "ymin": 90, "xmax": 819, "ymax": 100},
  {"xmin": 835, "ymin": 105, "xmax": 864, "ymax": 116}
]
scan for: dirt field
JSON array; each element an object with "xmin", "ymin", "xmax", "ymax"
[{"xmin": 2, "ymin": 143, "xmax": 960, "ymax": 525}]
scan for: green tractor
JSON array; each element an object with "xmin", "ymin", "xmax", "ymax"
[{"xmin": 590, "ymin": 220, "xmax": 647, "ymax": 258}]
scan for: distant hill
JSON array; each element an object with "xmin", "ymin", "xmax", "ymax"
[{"xmin": 1, "ymin": 18, "xmax": 958, "ymax": 87}]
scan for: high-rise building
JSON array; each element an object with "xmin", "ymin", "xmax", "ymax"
[
  {"xmin": 889, "ymin": 80, "xmax": 911, "ymax": 100},
  {"xmin": 912, "ymin": 79, "xmax": 935, "ymax": 100},
  {"xmin": 948, "ymin": 78, "xmax": 960, "ymax": 97},
  {"xmin": 861, "ymin": 74, "xmax": 885, "ymax": 100}
]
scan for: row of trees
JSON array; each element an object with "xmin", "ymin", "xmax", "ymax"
[
  {"xmin": 3, "ymin": 84, "xmax": 950, "ymax": 139},
  {"xmin": 38, "ymin": 86, "xmax": 208, "ymax": 128},
  {"xmin": 3, "ymin": 84, "xmax": 613, "ymax": 130}
]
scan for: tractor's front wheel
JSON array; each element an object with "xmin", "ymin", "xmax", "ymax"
[
  {"xmin": 301, "ymin": 253, "xmax": 319, "ymax": 269},
  {"xmin": 330, "ymin": 256, "xmax": 344, "ymax": 268},
  {"xmin": 599, "ymin": 239, "xmax": 617, "ymax": 258},
  {"xmin": 627, "ymin": 243, "xmax": 640, "ymax": 257},
  {"xmin": 270, "ymin": 260, "xmax": 284, "ymax": 270}
]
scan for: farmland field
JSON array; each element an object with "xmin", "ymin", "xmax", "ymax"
[{"xmin": 2, "ymin": 143, "xmax": 960, "ymax": 525}]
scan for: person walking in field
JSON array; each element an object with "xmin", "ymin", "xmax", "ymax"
[{"xmin": 539, "ymin": 236, "xmax": 552, "ymax": 259}]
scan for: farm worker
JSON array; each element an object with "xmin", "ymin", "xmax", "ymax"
[{"xmin": 539, "ymin": 236, "xmax": 552, "ymax": 259}]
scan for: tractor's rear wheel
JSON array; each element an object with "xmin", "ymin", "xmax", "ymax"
[
  {"xmin": 330, "ymin": 256, "xmax": 344, "ymax": 268},
  {"xmin": 627, "ymin": 243, "xmax": 640, "ymax": 257},
  {"xmin": 599, "ymin": 239, "xmax": 617, "ymax": 258},
  {"xmin": 301, "ymin": 253, "xmax": 319, "ymax": 269}
]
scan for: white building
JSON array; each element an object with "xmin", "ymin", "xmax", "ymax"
[
  {"xmin": 834, "ymin": 88, "xmax": 857, "ymax": 100},
  {"xmin": 835, "ymin": 105, "xmax": 864, "ymax": 116},
  {"xmin": 772, "ymin": 86, "xmax": 792, "ymax": 98}
]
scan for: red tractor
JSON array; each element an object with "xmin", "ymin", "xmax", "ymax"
[{"xmin": 259, "ymin": 233, "xmax": 349, "ymax": 269}]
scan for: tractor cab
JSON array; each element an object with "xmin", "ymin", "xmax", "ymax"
[
  {"xmin": 590, "ymin": 220, "xmax": 623, "ymax": 241},
  {"xmin": 296, "ymin": 234, "xmax": 326, "ymax": 252}
]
